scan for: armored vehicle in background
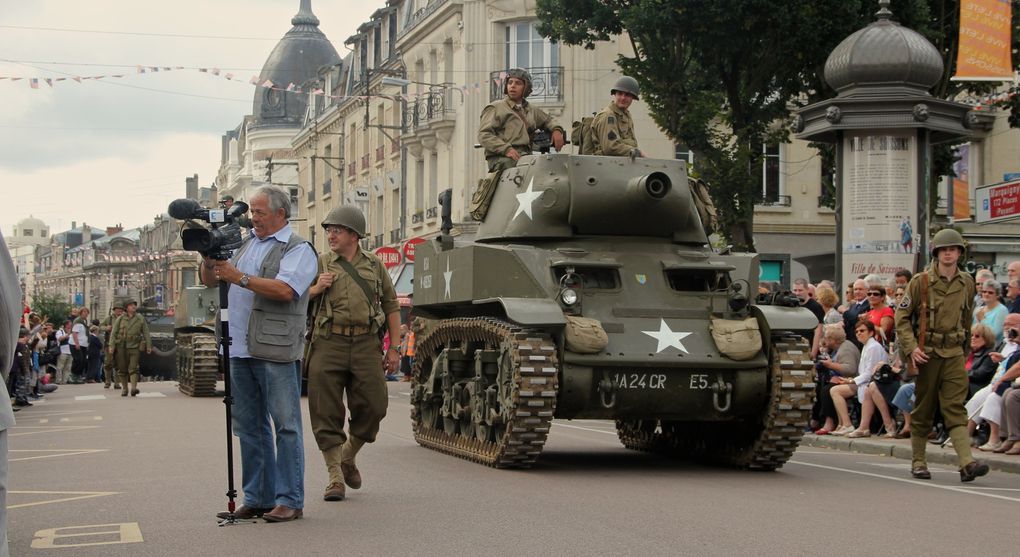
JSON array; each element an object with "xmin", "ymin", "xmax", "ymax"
[
  {"xmin": 138, "ymin": 305, "xmax": 177, "ymax": 380},
  {"xmin": 410, "ymin": 153, "xmax": 817, "ymax": 469},
  {"xmin": 175, "ymin": 285, "xmax": 219, "ymax": 396}
]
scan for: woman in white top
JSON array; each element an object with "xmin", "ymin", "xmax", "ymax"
[{"xmin": 828, "ymin": 319, "xmax": 889, "ymax": 435}]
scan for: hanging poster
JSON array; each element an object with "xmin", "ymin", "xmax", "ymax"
[{"xmin": 841, "ymin": 131, "xmax": 919, "ymax": 287}]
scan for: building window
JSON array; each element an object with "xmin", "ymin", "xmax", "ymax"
[
  {"xmin": 754, "ymin": 142, "xmax": 781, "ymax": 203},
  {"xmin": 373, "ymin": 26, "xmax": 382, "ymax": 66},
  {"xmin": 505, "ymin": 21, "xmax": 559, "ymax": 71},
  {"xmin": 428, "ymin": 152, "xmax": 438, "ymax": 213},
  {"xmin": 23, "ymin": 229, "xmax": 33, "ymax": 237},
  {"xmin": 415, "ymin": 159, "xmax": 425, "ymax": 212},
  {"xmin": 675, "ymin": 142, "xmax": 694, "ymax": 170},
  {"xmin": 388, "ymin": 11, "xmax": 397, "ymax": 57}
]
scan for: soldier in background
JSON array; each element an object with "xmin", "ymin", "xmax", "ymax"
[
  {"xmin": 895, "ymin": 229, "xmax": 989, "ymax": 482},
  {"xmin": 590, "ymin": 76, "xmax": 642, "ymax": 158},
  {"xmin": 306, "ymin": 206, "xmax": 402, "ymax": 503},
  {"xmin": 100, "ymin": 302, "xmax": 124, "ymax": 389},
  {"xmin": 109, "ymin": 300, "xmax": 152, "ymax": 397}
]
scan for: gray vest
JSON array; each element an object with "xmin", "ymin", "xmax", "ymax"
[{"xmin": 232, "ymin": 231, "xmax": 313, "ymax": 363}]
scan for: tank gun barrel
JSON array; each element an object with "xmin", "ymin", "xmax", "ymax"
[{"xmin": 627, "ymin": 172, "xmax": 671, "ymax": 201}]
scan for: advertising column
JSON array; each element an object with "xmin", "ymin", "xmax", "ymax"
[{"xmin": 841, "ymin": 131, "xmax": 919, "ymax": 286}]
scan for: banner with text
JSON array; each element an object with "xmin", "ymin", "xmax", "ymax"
[
  {"xmin": 841, "ymin": 131, "xmax": 919, "ymax": 288},
  {"xmin": 953, "ymin": 0, "xmax": 1014, "ymax": 81}
]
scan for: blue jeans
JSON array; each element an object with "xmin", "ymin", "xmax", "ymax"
[{"xmin": 230, "ymin": 357, "xmax": 304, "ymax": 509}]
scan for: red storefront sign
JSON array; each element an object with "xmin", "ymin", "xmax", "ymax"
[
  {"xmin": 374, "ymin": 246, "xmax": 402, "ymax": 268},
  {"xmin": 402, "ymin": 237, "xmax": 426, "ymax": 262}
]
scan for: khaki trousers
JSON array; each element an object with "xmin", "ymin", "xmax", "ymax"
[
  {"xmin": 115, "ymin": 347, "xmax": 141, "ymax": 392},
  {"xmin": 910, "ymin": 353, "xmax": 974, "ymax": 468},
  {"xmin": 307, "ymin": 333, "xmax": 388, "ymax": 451},
  {"xmin": 103, "ymin": 350, "xmax": 117, "ymax": 386}
]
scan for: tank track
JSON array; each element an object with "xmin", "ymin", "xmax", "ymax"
[
  {"xmin": 410, "ymin": 318, "xmax": 558, "ymax": 468},
  {"xmin": 615, "ymin": 335, "xmax": 814, "ymax": 470},
  {"xmin": 177, "ymin": 332, "xmax": 219, "ymax": 397}
]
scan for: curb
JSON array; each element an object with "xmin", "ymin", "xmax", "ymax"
[{"xmin": 800, "ymin": 434, "xmax": 1020, "ymax": 475}]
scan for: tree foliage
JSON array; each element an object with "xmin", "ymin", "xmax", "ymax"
[
  {"xmin": 31, "ymin": 291, "xmax": 71, "ymax": 326},
  {"xmin": 537, "ymin": 0, "xmax": 1020, "ymax": 250}
]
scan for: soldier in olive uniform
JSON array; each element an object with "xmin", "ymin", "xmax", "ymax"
[
  {"xmin": 590, "ymin": 76, "xmax": 642, "ymax": 158},
  {"xmin": 100, "ymin": 302, "xmax": 125, "ymax": 389},
  {"xmin": 109, "ymin": 300, "xmax": 152, "ymax": 397},
  {"xmin": 895, "ymin": 229, "xmax": 989, "ymax": 482},
  {"xmin": 477, "ymin": 68, "xmax": 566, "ymax": 172},
  {"xmin": 306, "ymin": 206, "xmax": 402, "ymax": 502}
]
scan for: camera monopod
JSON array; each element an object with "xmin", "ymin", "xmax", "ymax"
[{"xmin": 214, "ymin": 276, "xmax": 243, "ymax": 526}]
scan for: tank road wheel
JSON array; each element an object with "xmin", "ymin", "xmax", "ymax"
[
  {"xmin": 701, "ymin": 335, "xmax": 814, "ymax": 470},
  {"xmin": 177, "ymin": 332, "xmax": 219, "ymax": 397},
  {"xmin": 615, "ymin": 419, "xmax": 667, "ymax": 452},
  {"xmin": 410, "ymin": 318, "xmax": 558, "ymax": 468}
]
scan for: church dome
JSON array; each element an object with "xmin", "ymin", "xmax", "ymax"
[
  {"xmin": 252, "ymin": 0, "xmax": 341, "ymax": 130},
  {"xmin": 824, "ymin": 0, "xmax": 943, "ymax": 96},
  {"xmin": 12, "ymin": 216, "xmax": 49, "ymax": 245}
]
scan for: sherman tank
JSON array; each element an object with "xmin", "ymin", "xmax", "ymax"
[
  {"xmin": 174, "ymin": 285, "xmax": 220, "ymax": 396},
  {"xmin": 137, "ymin": 305, "xmax": 177, "ymax": 380},
  {"xmin": 409, "ymin": 152, "xmax": 817, "ymax": 469}
]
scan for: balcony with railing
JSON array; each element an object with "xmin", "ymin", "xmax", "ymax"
[
  {"xmin": 389, "ymin": 229, "xmax": 401, "ymax": 244},
  {"xmin": 755, "ymin": 194, "xmax": 792, "ymax": 208},
  {"xmin": 411, "ymin": 210, "xmax": 424, "ymax": 224},
  {"xmin": 373, "ymin": 234, "xmax": 383, "ymax": 249},
  {"xmin": 403, "ymin": 86, "xmax": 458, "ymax": 135},
  {"xmin": 425, "ymin": 206, "xmax": 438, "ymax": 220},
  {"xmin": 489, "ymin": 67, "xmax": 563, "ymax": 103}
]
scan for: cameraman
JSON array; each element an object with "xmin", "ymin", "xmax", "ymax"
[{"xmin": 200, "ymin": 186, "xmax": 317, "ymax": 523}]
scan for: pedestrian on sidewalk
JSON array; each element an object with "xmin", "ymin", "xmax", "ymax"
[{"xmin": 894, "ymin": 229, "xmax": 989, "ymax": 482}]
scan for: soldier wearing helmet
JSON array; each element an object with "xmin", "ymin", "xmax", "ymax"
[
  {"xmin": 590, "ymin": 75, "xmax": 642, "ymax": 157},
  {"xmin": 305, "ymin": 205, "xmax": 401, "ymax": 503},
  {"xmin": 477, "ymin": 68, "xmax": 566, "ymax": 172},
  {"xmin": 100, "ymin": 301, "xmax": 126, "ymax": 389},
  {"xmin": 895, "ymin": 228, "xmax": 989, "ymax": 482}
]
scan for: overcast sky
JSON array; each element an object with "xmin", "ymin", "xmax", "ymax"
[{"xmin": 0, "ymin": 0, "xmax": 378, "ymax": 236}]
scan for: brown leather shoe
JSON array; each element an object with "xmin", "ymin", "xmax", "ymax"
[
  {"xmin": 911, "ymin": 466, "xmax": 932, "ymax": 480},
  {"xmin": 323, "ymin": 482, "xmax": 346, "ymax": 501},
  {"xmin": 960, "ymin": 460, "xmax": 990, "ymax": 482},
  {"xmin": 215, "ymin": 505, "xmax": 273, "ymax": 520},
  {"xmin": 995, "ymin": 440, "xmax": 1017, "ymax": 453},
  {"xmin": 1005, "ymin": 443, "xmax": 1020, "ymax": 456},
  {"xmin": 341, "ymin": 462, "xmax": 362, "ymax": 489},
  {"xmin": 262, "ymin": 505, "xmax": 303, "ymax": 522}
]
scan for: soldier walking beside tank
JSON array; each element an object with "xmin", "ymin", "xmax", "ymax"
[
  {"xmin": 305, "ymin": 206, "xmax": 402, "ymax": 502},
  {"xmin": 101, "ymin": 302, "xmax": 124, "ymax": 389},
  {"xmin": 895, "ymin": 229, "xmax": 989, "ymax": 482},
  {"xmin": 109, "ymin": 300, "xmax": 151, "ymax": 397},
  {"xmin": 590, "ymin": 76, "xmax": 642, "ymax": 158},
  {"xmin": 478, "ymin": 68, "xmax": 566, "ymax": 172}
]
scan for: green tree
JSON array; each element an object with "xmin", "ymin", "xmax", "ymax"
[
  {"xmin": 31, "ymin": 291, "xmax": 71, "ymax": 325},
  {"xmin": 538, "ymin": 0, "xmax": 1019, "ymax": 248}
]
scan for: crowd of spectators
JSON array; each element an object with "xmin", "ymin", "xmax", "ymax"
[{"xmin": 777, "ymin": 262, "xmax": 1020, "ymax": 457}]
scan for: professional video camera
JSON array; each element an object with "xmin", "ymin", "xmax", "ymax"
[{"xmin": 167, "ymin": 198, "xmax": 248, "ymax": 260}]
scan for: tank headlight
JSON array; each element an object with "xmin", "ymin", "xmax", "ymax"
[{"xmin": 560, "ymin": 288, "xmax": 579, "ymax": 306}]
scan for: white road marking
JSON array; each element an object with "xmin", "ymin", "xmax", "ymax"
[
  {"xmin": 75, "ymin": 395, "xmax": 106, "ymax": 401},
  {"xmin": 135, "ymin": 392, "xmax": 166, "ymax": 398},
  {"xmin": 788, "ymin": 460, "xmax": 1020, "ymax": 503},
  {"xmin": 9, "ymin": 449, "xmax": 109, "ymax": 462},
  {"xmin": 554, "ymin": 423, "xmax": 618, "ymax": 436},
  {"xmin": 58, "ymin": 416, "xmax": 103, "ymax": 423},
  {"xmin": 8, "ymin": 490, "xmax": 120, "ymax": 510}
]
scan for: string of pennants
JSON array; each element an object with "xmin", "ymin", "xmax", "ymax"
[{"xmin": 0, "ymin": 65, "xmax": 508, "ymax": 102}]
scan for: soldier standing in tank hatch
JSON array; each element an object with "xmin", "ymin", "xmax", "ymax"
[
  {"xmin": 478, "ymin": 68, "xmax": 566, "ymax": 172},
  {"xmin": 100, "ymin": 301, "xmax": 124, "ymax": 390},
  {"xmin": 590, "ymin": 76, "xmax": 642, "ymax": 158},
  {"xmin": 305, "ymin": 206, "xmax": 402, "ymax": 503},
  {"xmin": 894, "ymin": 229, "xmax": 989, "ymax": 482},
  {"xmin": 109, "ymin": 300, "xmax": 151, "ymax": 397}
]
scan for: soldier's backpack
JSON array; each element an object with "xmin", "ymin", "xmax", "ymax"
[{"xmin": 571, "ymin": 115, "xmax": 596, "ymax": 155}]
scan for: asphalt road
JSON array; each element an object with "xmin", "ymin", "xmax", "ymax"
[{"xmin": 6, "ymin": 381, "xmax": 1018, "ymax": 556}]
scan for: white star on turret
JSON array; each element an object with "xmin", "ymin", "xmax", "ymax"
[
  {"xmin": 443, "ymin": 258, "xmax": 453, "ymax": 299},
  {"xmin": 513, "ymin": 178, "xmax": 543, "ymax": 220},
  {"xmin": 642, "ymin": 319, "xmax": 693, "ymax": 353}
]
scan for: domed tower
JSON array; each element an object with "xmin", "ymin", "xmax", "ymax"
[
  {"xmin": 251, "ymin": 0, "xmax": 341, "ymax": 131},
  {"xmin": 11, "ymin": 216, "xmax": 50, "ymax": 247}
]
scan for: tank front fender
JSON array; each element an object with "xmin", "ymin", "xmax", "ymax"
[
  {"xmin": 474, "ymin": 297, "xmax": 566, "ymax": 328},
  {"xmin": 750, "ymin": 305, "xmax": 818, "ymax": 340}
]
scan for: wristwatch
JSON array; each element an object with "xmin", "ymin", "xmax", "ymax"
[{"xmin": 239, "ymin": 274, "xmax": 250, "ymax": 288}]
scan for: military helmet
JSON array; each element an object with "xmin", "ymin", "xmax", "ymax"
[
  {"xmin": 124, "ymin": 299, "xmax": 138, "ymax": 308},
  {"xmin": 611, "ymin": 75, "xmax": 641, "ymax": 100},
  {"xmin": 930, "ymin": 228, "xmax": 966, "ymax": 257},
  {"xmin": 322, "ymin": 206, "xmax": 366, "ymax": 238},
  {"xmin": 504, "ymin": 68, "xmax": 533, "ymax": 98}
]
